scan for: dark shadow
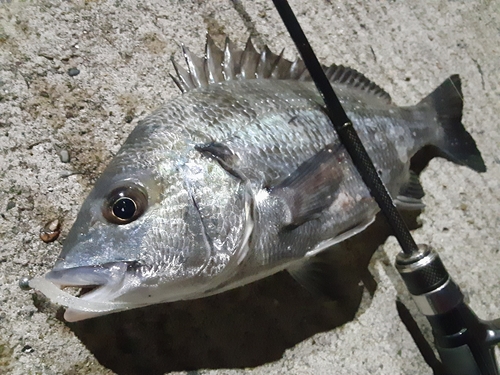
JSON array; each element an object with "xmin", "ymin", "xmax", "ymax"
[
  {"xmin": 410, "ymin": 145, "xmax": 441, "ymax": 175},
  {"xmin": 396, "ymin": 300, "xmax": 450, "ymax": 375},
  {"xmin": 64, "ymin": 273, "xmax": 359, "ymax": 375},
  {"xmin": 47, "ymin": 208, "xmax": 422, "ymax": 375}
]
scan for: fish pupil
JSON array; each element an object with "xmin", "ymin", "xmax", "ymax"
[{"xmin": 112, "ymin": 197, "xmax": 137, "ymax": 220}]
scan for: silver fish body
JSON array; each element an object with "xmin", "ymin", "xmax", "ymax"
[{"xmin": 29, "ymin": 36, "xmax": 485, "ymax": 321}]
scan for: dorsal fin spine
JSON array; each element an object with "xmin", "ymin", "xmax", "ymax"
[
  {"xmin": 182, "ymin": 45, "xmax": 207, "ymax": 88},
  {"xmin": 170, "ymin": 57, "xmax": 192, "ymax": 93},
  {"xmin": 240, "ymin": 37, "xmax": 259, "ymax": 79},
  {"xmin": 205, "ymin": 34, "xmax": 224, "ymax": 84},
  {"xmin": 223, "ymin": 37, "xmax": 237, "ymax": 81},
  {"xmin": 170, "ymin": 34, "xmax": 392, "ymax": 103}
]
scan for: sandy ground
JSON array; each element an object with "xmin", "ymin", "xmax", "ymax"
[{"xmin": 0, "ymin": 0, "xmax": 499, "ymax": 374}]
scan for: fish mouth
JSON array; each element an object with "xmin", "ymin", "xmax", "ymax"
[{"xmin": 29, "ymin": 261, "xmax": 144, "ymax": 322}]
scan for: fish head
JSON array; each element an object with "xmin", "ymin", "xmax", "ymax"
[{"xmin": 31, "ymin": 133, "xmax": 252, "ymax": 322}]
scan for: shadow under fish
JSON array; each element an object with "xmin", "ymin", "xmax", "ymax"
[{"xmin": 52, "ymin": 209, "xmax": 420, "ymax": 375}]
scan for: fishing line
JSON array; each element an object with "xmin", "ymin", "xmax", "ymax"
[{"xmin": 449, "ymin": 75, "xmax": 465, "ymax": 102}]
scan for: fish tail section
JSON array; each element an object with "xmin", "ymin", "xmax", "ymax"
[{"xmin": 420, "ymin": 75, "xmax": 486, "ymax": 172}]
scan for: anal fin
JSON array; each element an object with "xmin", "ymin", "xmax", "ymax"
[{"xmin": 395, "ymin": 170, "xmax": 425, "ymax": 210}]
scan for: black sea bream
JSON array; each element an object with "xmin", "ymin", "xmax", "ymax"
[{"xmin": 30, "ymin": 35, "xmax": 485, "ymax": 321}]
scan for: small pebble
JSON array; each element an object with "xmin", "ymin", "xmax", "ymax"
[
  {"xmin": 22, "ymin": 345, "xmax": 34, "ymax": 353},
  {"xmin": 40, "ymin": 219, "xmax": 61, "ymax": 243},
  {"xmin": 54, "ymin": 144, "xmax": 71, "ymax": 163},
  {"xmin": 19, "ymin": 276, "xmax": 32, "ymax": 291},
  {"xmin": 59, "ymin": 149, "xmax": 70, "ymax": 163},
  {"xmin": 67, "ymin": 67, "xmax": 80, "ymax": 77}
]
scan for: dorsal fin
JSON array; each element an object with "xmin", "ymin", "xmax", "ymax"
[{"xmin": 170, "ymin": 33, "xmax": 391, "ymax": 103}]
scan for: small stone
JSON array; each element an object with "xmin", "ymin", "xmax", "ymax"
[
  {"xmin": 67, "ymin": 67, "xmax": 80, "ymax": 77},
  {"xmin": 54, "ymin": 144, "xmax": 71, "ymax": 163},
  {"xmin": 21, "ymin": 345, "xmax": 34, "ymax": 353},
  {"xmin": 59, "ymin": 149, "xmax": 70, "ymax": 163},
  {"xmin": 6, "ymin": 200, "xmax": 15, "ymax": 210}
]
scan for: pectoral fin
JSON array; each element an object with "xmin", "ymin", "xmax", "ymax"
[{"xmin": 270, "ymin": 144, "xmax": 345, "ymax": 227}]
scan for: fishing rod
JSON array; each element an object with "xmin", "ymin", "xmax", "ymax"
[{"xmin": 271, "ymin": 1, "xmax": 500, "ymax": 374}]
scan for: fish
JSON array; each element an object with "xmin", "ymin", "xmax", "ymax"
[{"xmin": 29, "ymin": 34, "xmax": 486, "ymax": 322}]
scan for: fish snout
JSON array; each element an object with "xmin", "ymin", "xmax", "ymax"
[{"xmin": 45, "ymin": 261, "xmax": 132, "ymax": 288}]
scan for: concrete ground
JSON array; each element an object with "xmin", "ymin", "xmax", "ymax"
[{"xmin": 1, "ymin": 0, "xmax": 499, "ymax": 374}]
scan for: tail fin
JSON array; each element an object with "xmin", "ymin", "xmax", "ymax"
[{"xmin": 419, "ymin": 75, "xmax": 486, "ymax": 172}]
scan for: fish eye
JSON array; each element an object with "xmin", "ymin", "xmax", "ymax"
[{"xmin": 103, "ymin": 186, "xmax": 148, "ymax": 224}]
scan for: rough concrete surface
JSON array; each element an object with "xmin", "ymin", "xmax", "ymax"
[{"xmin": 0, "ymin": 0, "xmax": 499, "ymax": 374}]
